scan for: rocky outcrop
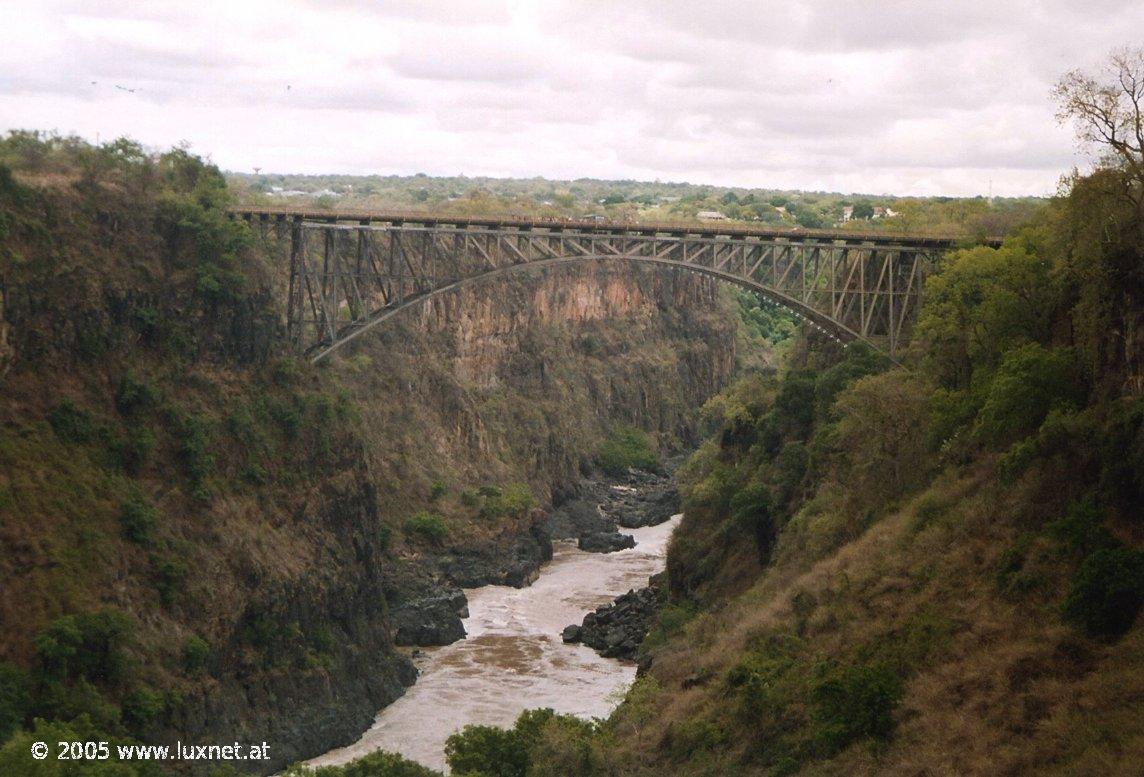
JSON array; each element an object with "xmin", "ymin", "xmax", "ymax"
[
  {"xmin": 547, "ymin": 490, "xmax": 613, "ymax": 539},
  {"xmin": 562, "ymin": 581, "xmax": 663, "ymax": 661},
  {"xmin": 578, "ymin": 531, "xmax": 636, "ymax": 553},
  {"xmin": 442, "ymin": 516, "xmax": 554, "ymax": 588},
  {"xmin": 607, "ymin": 465, "xmax": 683, "ymax": 529},
  {"xmin": 390, "ymin": 586, "xmax": 469, "ymax": 647}
]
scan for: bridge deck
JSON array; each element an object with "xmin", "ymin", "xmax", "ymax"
[{"xmin": 229, "ymin": 206, "xmax": 999, "ymax": 249}]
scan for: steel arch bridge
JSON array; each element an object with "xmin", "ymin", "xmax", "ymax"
[{"xmin": 232, "ymin": 208, "xmax": 984, "ymax": 363}]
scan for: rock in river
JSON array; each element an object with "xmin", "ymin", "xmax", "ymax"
[
  {"xmin": 577, "ymin": 531, "xmax": 636, "ymax": 553},
  {"xmin": 562, "ymin": 583, "xmax": 662, "ymax": 660}
]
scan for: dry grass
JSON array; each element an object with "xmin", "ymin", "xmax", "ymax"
[{"xmin": 607, "ymin": 459, "xmax": 1144, "ymax": 775}]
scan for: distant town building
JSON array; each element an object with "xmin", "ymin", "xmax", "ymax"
[
  {"xmin": 841, "ymin": 206, "xmax": 854, "ymax": 222},
  {"xmin": 697, "ymin": 210, "xmax": 728, "ymax": 221}
]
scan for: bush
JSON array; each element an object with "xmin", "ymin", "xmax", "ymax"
[
  {"xmin": 480, "ymin": 483, "xmax": 535, "ymax": 520},
  {"xmin": 974, "ymin": 344, "xmax": 1082, "ymax": 447},
  {"xmin": 182, "ymin": 636, "xmax": 210, "ymax": 674},
  {"xmin": 174, "ymin": 412, "xmax": 215, "ymax": 498},
  {"xmin": 403, "ymin": 512, "xmax": 448, "ymax": 543},
  {"xmin": 282, "ymin": 750, "xmax": 443, "ymax": 776},
  {"xmin": 1062, "ymin": 548, "xmax": 1144, "ymax": 639},
  {"xmin": 598, "ymin": 425, "xmax": 660, "ymax": 476},
  {"xmin": 428, "ymin": 480, "xmax": 448, "ymax": 501},
  {"xmin": 444, "ymin": 708, "xmax": 559, "ymax": 777},
  {"xmin": 1047, "ymin": 498, "xmax": 1118, "ymax": 557},
  {"xmin": 729, "ymin": 482, "xmax": 775, "ymax": 562},
  {"xmin": 122, "ymin": 686, "xmax": 165, "ymax": 730},
  {"xmin": 116, "ymin": 426, "xmax": 156, "ymax": 474},
  {"xmin": 154, "ymin": 557, "xmax": 188, "ymax": 609},
  {"xmin": 34, "ymin": 609, "xmax": 134, "ymax": 686},
  {"xmin": 0, "ymin": 715, "xmax": 164, "ymax": 777},
  {"xmin": 0, "ymin": 661, "xmax": 29, "ymax": 743},
  {"xmin": 47, "ymin": 400, "xmax": 96, "ymax": 443},
  {"xmin": 445, "ymin": 724, "xmax": 524, "ymax": 777},
  {"xmin": 119, "ymin": 494, "xmax": 158, "ymax": 544},
  {"xmin": 812, "ymin": 663, "xmax": 903, "ymax": 753},
  {"xmin": 115, "ymin": 372, "xmax": 158, "ymax": 415}
]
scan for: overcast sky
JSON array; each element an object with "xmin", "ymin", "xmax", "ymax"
[{"xmin": 1, "ymin": 1, "xmax": 1140, "ymax": 196}]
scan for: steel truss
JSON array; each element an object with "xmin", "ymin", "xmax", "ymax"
[{"xmin": 245, "ymin": 217, "xmax": 941, "ymax": 362}]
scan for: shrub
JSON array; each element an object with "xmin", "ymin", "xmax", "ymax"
[
  {"xmin": 272, "ymin": 357, "xmax": 303, "ymax": 386},
  {"xmin": 0, "ymin": 661, "xmax": 29, "ymax": 742},
  {"xmin": 1062, "ymin": 548, "xmax": 1144, "ymax": 639},
  {"xmin": 34, "ymin": 609, "xmax": 134, "ymax": 686},
  {"xmin": 116, "ymin": 426, "xmax": 156, "ymax": 474},
  {"xmin": 445, "ymin": 723, "xmax": 525, "ymax": 777},
  {"xmin": 729, "ymin": 482, "xmax": 775, "ymax": 562},
  {"xmin": 598, "ymin": 425, "xmax": 660, "ymax": 476},
  {"xmin": 480, "ymin": 483, "xmax": 535, "ymax": 520},
  {"xmin": 115, "ymin": 372, "xmax": 158, "ymax": 415},
  {"xmin": 173, "ymin": 412, "xmax": 214, "ymax": 499},
  {"xmin": 403, "ymin": 512, "xmax": 448, "ymax": 543},
  {"xmin": 377, "ymin": 523, "xmax": 393, "ymax": 552},
  {"xmin": 461, "ymin": 490, "xmax": 480, "ymax": 507},
  {"xmin": 1047, "ymin": 498, "xmax": 1118, "ymax": 557},
  {"xmin": 122, "ymin": 686, "xmax": 165, "ymax": 730},
  {"xmin": 0, "ymin": 715, "xmax": 162, "ymax": 777},
  {"xmin": 47, "ymin": 400, "xmax": 96, "ymax": 443},
  {"xmin": 643, "ymin": 603, "xmax": 697, "ymax": 650},
  {"xmin": 182, "ymin": 636, "xmax": 210, "ymax": 674},
  {"xmin": 974, "ymin": 343, "xmax": 1083, "ymax": 447},
  {"xmin": 119, "ymin": 494, "xmax": 158, "ymax": 544},
  {"xmin": 429, "ymin": 480, "xmax": 448, "ymax": 501},
  {"xmin": 282, "ymin": 750, "xmax": 443, "ymax": 776},
  {"xmin": 444, "ymin": 708, "xmax": 559, "ymax": 777},
  {"xmin": 811, "ymin": 662, "xmax": 903, "ymax": 753},
  {"xmin": 774, "ymin": 371, "xmax": 817, "ymax": 440},
  {"xmin": 155, "ymin": 557, "xmax": 188, "ymax": 609}
]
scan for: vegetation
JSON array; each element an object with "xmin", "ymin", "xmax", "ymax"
[
  {"xmin": 445, "ymin": 708, "xmax": 599, "ymax": 777},
  {"xmin": 403, "ymin": 512, "xmax": 449, "ymax": 543},
  {"xmin": 227, "ymin": 170, "xmax": 1043, "ymax": 239},
  {"xmin": 282, "ymin": 750, "xmax": 443, "ymax": 777},
  {"xmin": 598, "ymin": 425, "xmax": 660, "ymax": 477}
]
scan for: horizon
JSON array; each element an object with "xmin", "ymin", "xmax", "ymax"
[
  {"xmin": 4, "ymin": 1, "xmax": 1143, "ymax": 198},
  {"xmin": 221, "ymin": 166, "xmax": 1047, "ymax": 202}
]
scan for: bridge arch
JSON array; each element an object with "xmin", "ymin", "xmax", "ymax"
[
  {"xmin": 229, "ymin": 211, "xmax": 968, "ymax": 362},
  {"xmin": 306, "ymin": 253, "xmax": 871, "ymax": 364}
]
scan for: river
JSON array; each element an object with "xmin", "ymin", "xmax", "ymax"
[{"xmin": 308, "ymin": 515, "xmax": 680, "ymax": 772}]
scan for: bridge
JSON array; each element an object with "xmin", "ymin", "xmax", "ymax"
[{"xmin": 231, "ymin": 207, "xmax": 988, "ymax": 363}]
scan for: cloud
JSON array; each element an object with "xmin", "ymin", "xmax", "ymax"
[{"xmin": 1, "ymin": 0, "xmax": 1140, "ymax": 195}]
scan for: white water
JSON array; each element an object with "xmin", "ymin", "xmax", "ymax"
[{"xmin": 308, "ymin": 515, "xmax": 680, "ymax": 772}]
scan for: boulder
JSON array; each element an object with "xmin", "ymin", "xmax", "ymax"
[
  {"xmin": 561, "ymin": 583, "xmax": 663, "ymax": 661},
  {"xmin": 577, "ymin": 531, "xmax": 636, "ymax": 553}
]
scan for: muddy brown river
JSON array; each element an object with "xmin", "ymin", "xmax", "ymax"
[{"xmin": 308, "ymin": 515, "xmax": 680, "ymax": 772}]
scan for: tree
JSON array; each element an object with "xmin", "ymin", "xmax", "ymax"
[
  {"xmin": 915, "ymin": 235, "xmax": 1054, "ymax": 388},
  {"xmin": 1054, "ymin": 47, "xmax": 1144, "ymax": 210},
  {"xmin": 851, "ymin": 202, "xmax": 875, "ymax": 220}
]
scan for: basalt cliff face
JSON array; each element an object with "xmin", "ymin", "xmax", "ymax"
[{"xmin": 0, "ymin": 161, "xmax": 735, "ymax": 773}]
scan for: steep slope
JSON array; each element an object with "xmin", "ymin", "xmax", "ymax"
[{"xmin": 0, "ymin": 136, "xmax": 736, "ymax": 773}]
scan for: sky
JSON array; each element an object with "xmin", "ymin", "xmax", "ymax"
[{"xmin": 1, "ymin": 1, "xmax": 1141, "ymax": 197}]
